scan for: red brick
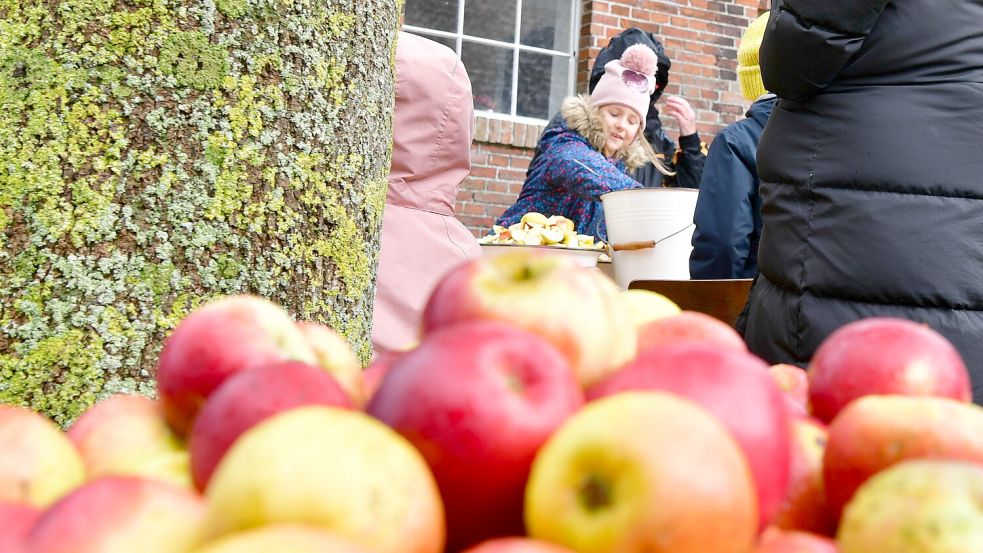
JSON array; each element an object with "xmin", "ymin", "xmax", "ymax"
[
  {"xmin": 497, "ymin": 169, "xmax": 527, "ymax": 181},
  {"xmin": 469, "ymin": 166, "xmax": 497, "ymax": 178},
  {"xmin": 510, "ymin": 156, "xmax": 531, "ymax": 170},
  {"xmin": 458, "ymin": 202, "xmax": 486, "ymax": 215},
  {"xmin": 484, "ymin": 181, "xmax": 511, "ymax": 193},
  {"xmin": 483, "ymin": 144, "xmax": 522, "ymax": 155},
  {"xmin": 473, "ymin": 191, "xmax": 515, "ymax": 205},
  {"xmin": 499, "ymin": 123, "xmax": 514, "ymax": 145}
]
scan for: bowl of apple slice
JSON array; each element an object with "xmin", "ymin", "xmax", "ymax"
[{"xmin": 478, "ymin": 212, "xmax": 608, "ymax": 268}]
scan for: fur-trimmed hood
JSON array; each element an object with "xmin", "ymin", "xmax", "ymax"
[{"xmin": 560, "ymin": 94, "xmax": 650, "ymax": 172}]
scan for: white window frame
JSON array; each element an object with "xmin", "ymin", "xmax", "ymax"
[{"xmin": 402, "ymin": 0, "xmax": 580, "ymax": 125}]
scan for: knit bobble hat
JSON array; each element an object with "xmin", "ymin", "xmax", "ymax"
[
  {"xmin": 737, "ymin": 12, "xmax": 769, "ymax": 101},
  {"xmin": 589, "ymin": 44, "xmax": 659, "ymax": 122}
]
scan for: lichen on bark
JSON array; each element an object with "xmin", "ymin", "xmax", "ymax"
[{"xmin": 0, "ymin": 0, "xmax": 399, "ymax": 425}]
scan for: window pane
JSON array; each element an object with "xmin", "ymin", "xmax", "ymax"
[
  {"xmin": 461, "ymin": 41, "xmax": 513, "ymax": 115},
  {"xmin": 463, "ymin": 0, "xmax": 516, "ymax": 43},
  {"xmin": 520, "ymin": 0, "xmax": 573, "ymax": 52},
  {"xmin": 404, "ymin": 0, "xmax": 459, "ymax": 33},
  {"xmin": 517, "ymin": 51, "xmax": 569, "ymax": 120},
  {"xmin": 404, "ymin": 30, "xmax": 457, "ymax": 52}
]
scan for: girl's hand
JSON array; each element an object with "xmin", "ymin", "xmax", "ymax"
[{"xmin": 662, "ymin": 96, "xmax": 697, "ymax": 137}]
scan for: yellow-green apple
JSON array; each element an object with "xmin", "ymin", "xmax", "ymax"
[
  {"xmin": 752, "ymin": 527, "xmax": 837, "ymax": 553},
  {"xmin": 23, "ymin": 476, "xmax": 205, "ymax": 553},
  {"xmin": 188, "ymin": 361, "xmax": 353, "ymax": 492},
  {"xmin": 296, "ymin": 321, "xmax": 365, "ymax": 405},
  {"xmin": 771, "ymin": 418, "xmax": 836, "ymax": 536},
  {"xmin": 525, "ymin": 392, "xmax": 758, "ymax": 553},
  {"xmin": 823, "ymin": 395, "xmax": 983, "ymax": 519},
  {"xmin": 0, "ymin": 500, "xmax": 40, "ymax": 553},
  {"xmin": 190, "ymin": 525, "xmax": 373, "ymax": 553},
  {"xmin": 636, "ymin": 311, "xmax": 746, "ymax": 354},
  {"xmin": 837, "ymin": 460, "xmax": 983, "ymax": 553},
  {"xmin": 0, "ymin": 405, "xmax": 85, "ymax": 507},
  {"xmin": 807, "ymin": 317, "xmax": 971, "ymax": 423},
  {"xmin": 421, "ymin": 251, "xmax": 636, "ymax": 387},
  {"xmin": 620, "ymin": 289, "xmax": 680, "ymax": 327},
  {"xmin": 462, "ymin": 537, "xmax": 576, "ymax": 553},
  {"xmin": 156, "ymin": 294, "xmax": 319, "ymax": 436},
  {"xmin": 767, "ymin": 364, "xmax": 809, "ymax": 417},
  {"xmin": 201, "ymin": 406, "xmax": 444, "ymax": 553},
  {"xmin": 366, "ymin": 321, "xmax": 583, "ymax": 550},
  {"xmin": 67, "ymin": 394, "xmax": 190, "ymax": 488},
  {"xmin": 586, "ymin": 342, "xmax": 789, "ymax": 531}
]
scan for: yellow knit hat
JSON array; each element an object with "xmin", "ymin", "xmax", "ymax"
[{"xmin": 737, "ymin": 13, "xmax": 769, "ymax": 101}]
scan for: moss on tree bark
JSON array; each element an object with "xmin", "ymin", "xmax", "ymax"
[{"xmin": 0, "ymin": 0, "xmax": 400, "ymax": 425}]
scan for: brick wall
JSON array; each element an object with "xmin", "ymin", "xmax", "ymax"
[{"xmin": 455, "ymin": 0, "xmax": 765, "ymax": 237}]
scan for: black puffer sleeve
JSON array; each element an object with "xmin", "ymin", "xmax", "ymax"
[{"xmin": 761, "ymin": 0, "xmax": 891, "ymax": 101}]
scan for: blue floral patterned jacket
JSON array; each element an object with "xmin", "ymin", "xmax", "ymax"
[{"xmin": 494, "ymin": 96, "xmax": 649, "ymax": 242}]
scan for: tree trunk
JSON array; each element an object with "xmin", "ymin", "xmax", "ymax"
[{"xmin": 0, "ymin": 0, "xmax": 399, "ymax": 425}]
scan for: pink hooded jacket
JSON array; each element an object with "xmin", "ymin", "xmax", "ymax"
[{"xmin": 371, "ymin": 32, "xmax": 482, "ymax": 354}]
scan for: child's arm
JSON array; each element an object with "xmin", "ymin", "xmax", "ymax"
[{"xmin": 544, "ymin": 137, "xmax": 642, "ymax": 199}]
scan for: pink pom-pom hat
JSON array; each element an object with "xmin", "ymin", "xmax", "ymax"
[
  {"xmin": 620, "ymin": 44, "xmax": 659, "ymax": 76},
  {"xmin": 590, "ymin": 43, "xmax": 659, "ymax": 123}
]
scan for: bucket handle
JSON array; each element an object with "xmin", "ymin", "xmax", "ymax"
[{"xmin": 610, "ymin": 223, "xmax": 695, "ymax": 252}]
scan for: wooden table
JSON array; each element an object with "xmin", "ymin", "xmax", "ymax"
[{"xmin": 628, "ymin": 279, "xmax": 754, "ymax": 326}]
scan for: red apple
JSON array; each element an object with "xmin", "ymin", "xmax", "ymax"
[
  {"xmin": 67, "ymin": 394, "xmax": 189, "ymax": 488},
  {"xmin": 587, "ymin": 342, "xmax": 790, "ymax": 531},
  {"xmin": 156, "ymin": 294, "xmax": 320, "ymax": 436},
  {"xmin": 0, "ymin": 501, "xmax": 41, "ymax": 553},
  {"xmin": 462, "ymin": 537, "xmax": 576, "ymax": 553},
  {"xmin": 823, "ymin": 395, "xmax": 983, "ymax": 519},
  {"xmin": 0, "ymin": 405, "xmax": 85, "ymax": 507},
  {"xmin": 808, "ymin": 317, "xmax": 971, "ymax": 423},
  {"xmin": 752, "ymin": 527, "xmax": 838, "ymax": 553},
  {"xmin": 837, "ymin": 460, "xmax": 983, "ymax": 552},
  {"xmin": 768, "ymin": 364, "xmax": 810, "ymax": 416},
  {"xmin": 367, "ymin": 321, "xmax": 583, "ymax": 551},
  {"xmin": 771, "ymin": 418, "xmax": 836, "ymax": 536},
  {"xmin": 636, "ymin": 310, "xmax": 747, "ymax": 354},
  {"xmin": 24, "ymin": 476, "xmax": 205, "ymax": 553},
  {"xmin": 421, "ymin": 251, "xmax": 636, "ymax": 387},
  {"xmin": 188, "ymin": 361, "xmax": 353, "ymax": 492}
]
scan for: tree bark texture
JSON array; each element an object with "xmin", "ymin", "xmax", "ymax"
[{"xmin": 0, "ymin": 0, "xmax": 399, "ymax": 425}]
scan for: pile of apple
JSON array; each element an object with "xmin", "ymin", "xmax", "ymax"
[
  {"xmin": 2, "ymin": 251, "xmax": 983, "ymax": 553},
  {"xmin": 479, "ymin": 212, "xmax": 605, "ymax": 250}
]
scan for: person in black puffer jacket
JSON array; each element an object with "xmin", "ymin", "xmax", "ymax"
[{"xmin": 741, "ymin": 1, "xmax": 983, "ymax": 402}]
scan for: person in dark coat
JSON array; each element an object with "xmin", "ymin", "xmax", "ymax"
[
  {"xmin": 690, "ymin": 13, "xmax": 775, "ymax": 279},
  {"xmin": 742, "ymin": 1, "xmax": 983, "ymax": 402}
]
